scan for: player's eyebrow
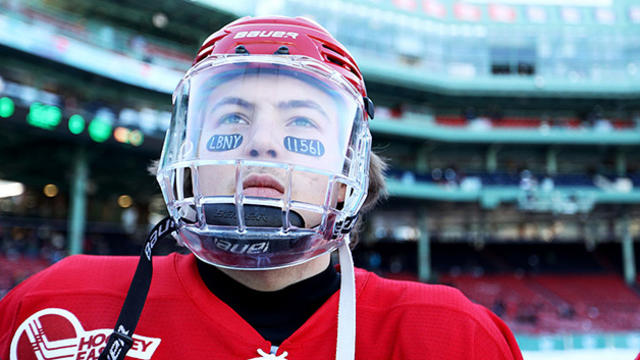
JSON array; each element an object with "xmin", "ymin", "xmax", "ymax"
[
  {"xmin": 210, "ymin": 96, "xmax": 254, "ymax": 111},
  {"xmin": 278, "ymin": 99, "xmax": 329, "ymax": 121}
]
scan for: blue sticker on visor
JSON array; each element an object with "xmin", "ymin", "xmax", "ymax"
[
  {"xmin": 207, "ymin": 134, "xmax": 243, "ymax": 152},
  {"xmin": 284, "ymin": 136, "xmax": 325, "ymax": 157}
]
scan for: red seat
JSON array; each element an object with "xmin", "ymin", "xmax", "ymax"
[
  {"xmin": 435, "ymin": 115, "xmax": 467, "ymax": 127},
  {"xmin": 492, "ymin": 117, "xmax": 542, "ymax": 128}
]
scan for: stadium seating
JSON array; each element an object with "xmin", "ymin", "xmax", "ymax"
[
  {"xmin": 535, "ymin": 275, "xmax": 640, "ymax": 330},
  {"xmin": 355, "ymin": 241, "xmax": 640, "ymax": 334},
  {"xmin": 441, "ymin": 273, "xmax": 640, "ymax": 333},
  {"xmin": 430, "ymin": 114, "xmax": 636, "ymax": 130},
  {"xmin": 389, "ymin": 166, "xmax": 640, "ymax": 189},
  {"xmin": 4, "ymin": 2, "xmax": 192, "ymax": 71},
  {"xmin": 0, "ymin": 255, "xmax": 50, "ymax": 297}
]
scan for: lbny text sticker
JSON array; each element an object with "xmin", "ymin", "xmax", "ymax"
[
  {"xmin": 284, "ymin": 136, "xmax": 325, "ymax": 157},
  {"xmin": 207, "ymin": 134, "xmax": 243, "ymax": 152}
]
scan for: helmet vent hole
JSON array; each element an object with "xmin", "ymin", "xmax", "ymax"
[
  {"xmin": 326, "ymin": 54, "xmax": 349, "ymax": 70},
  {"xmin": 321, "ymin": 43, "xmax": 342, "ymax": 56}
]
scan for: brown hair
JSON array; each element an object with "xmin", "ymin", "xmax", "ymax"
[
  {"xmin": 349, "ymin": 151, "xmax": 388, "ymax": 247},
  {"xmin": 148, "ymin": 151, "xmax": 388, "ymax": 247}
]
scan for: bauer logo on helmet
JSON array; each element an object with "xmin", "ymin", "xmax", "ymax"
[{"xmin": 233, "ymin": 31, "xmax": 299, "ymax": 39}]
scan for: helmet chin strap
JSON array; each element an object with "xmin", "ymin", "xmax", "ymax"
[{"xmin": 336, "ymin": 236, "xmax": 356, "ymax": 360}]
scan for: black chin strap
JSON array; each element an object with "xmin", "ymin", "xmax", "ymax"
[{"xmin": 98, "ymin": 217, "xmax": 177, "ymax": 360}]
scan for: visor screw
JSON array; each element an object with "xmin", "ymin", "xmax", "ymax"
[
  {"xmin": 235, "ymin": 45, "xmax": 249, "ymax": 54},
  {"xmin": 275, "ymin": 46, "xmax": 290, "ymax": 55}
]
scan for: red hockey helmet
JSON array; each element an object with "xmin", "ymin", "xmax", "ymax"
[
  {"xmin": 193, "ymin": 16, "xmax": 373, "ymax": 117},
  {"xmin": 158, "ymin": 16, "xmax": 374, "ymax": 270}
]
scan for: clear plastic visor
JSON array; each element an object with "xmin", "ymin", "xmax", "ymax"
[
  {"xmin": 184, "ymin": 57, "xmax": 360, "ymax": 168},
  {"xmin": 161, "ymin": 56, "xmax": 364, "ymax": 221},
  {"xmin": 158, "ymin": 56, "xmax": 370, "ymax": 268}
]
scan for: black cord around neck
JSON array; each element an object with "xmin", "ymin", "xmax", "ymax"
[{"xmin": 98, "ymin": 217, "xmax": 177, "ymax": 360}]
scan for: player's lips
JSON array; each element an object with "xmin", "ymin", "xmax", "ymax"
[{"xmin": 242, "ymin": 174, "xmax": 285, "ymax": 198}]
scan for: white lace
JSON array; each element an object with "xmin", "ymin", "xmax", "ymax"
[
  {"xmin": 248, "ymin": 348, "xmax": 289, "ymax": 360},
  {"xmin": 336, "ymin": 238, "xmax": 356, "ymax": 360}
]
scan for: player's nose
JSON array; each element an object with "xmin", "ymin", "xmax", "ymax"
[{"xmin": 246, "ymin": 113, "xmax": 279, "ymax": 159}]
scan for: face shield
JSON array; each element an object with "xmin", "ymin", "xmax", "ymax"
[{"xmin": 158, "ymin": 55, "xmax": 371, "ymax": 269}]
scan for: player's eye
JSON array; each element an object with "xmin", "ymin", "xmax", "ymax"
[
  {"xmin": 286, "ymin": 116, "xmax": 318, "ymax": 129},
  {"xmin": 218, "ymin": 113, "xmax": 249, "ymax": 125}
]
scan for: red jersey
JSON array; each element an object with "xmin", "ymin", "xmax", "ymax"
[{"xmin": 0, "ymin": 253, "xmax": 523, "ymax": 360}]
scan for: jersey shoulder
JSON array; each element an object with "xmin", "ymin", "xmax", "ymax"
[
  {"xmin": 354, "ymin": 268, "xmax": 523, "ymax": 360},
  {"xmin": 4, "ymin": 253, "xmax": 177, "ymax": 297},
  {"xmin": 355, "ymin": 268, "xmax": 476, "ymax": 310},
  {"xmin": 18, "ymin": 254, "xmax": 139, "ymax": 293}
]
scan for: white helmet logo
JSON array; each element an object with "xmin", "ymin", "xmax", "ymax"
[{"xmin": 233, "ymin": 31, "xmax": 298, "ymax": 39}]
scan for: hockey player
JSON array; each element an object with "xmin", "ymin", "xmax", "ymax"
[{"xmin": 0, "ymin": 16, "xmax": 523, "ymax": 360}]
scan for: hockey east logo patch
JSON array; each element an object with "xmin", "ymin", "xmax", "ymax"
[{"xmin": 10, "ymin": 308, "xmax": 161, "ymax": 360}]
